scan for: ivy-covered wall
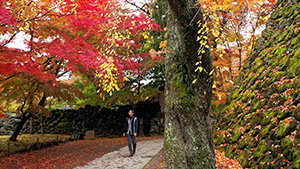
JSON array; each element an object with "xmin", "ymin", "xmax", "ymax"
[{"xmin": 214, "ymin": 0, "xmax": 300, "ymax": 168}]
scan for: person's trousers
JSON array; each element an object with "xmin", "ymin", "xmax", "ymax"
[{"xmin": 127, "ymin": 134, "xmax": 137, "ymax": 155}]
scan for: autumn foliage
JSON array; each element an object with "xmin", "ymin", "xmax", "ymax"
[
  {"xmin": 198, "ymin": 0, "xmax": 276, "ymax": 106},
  {"xmin": 0, "ymin": 0, "xmax": 161, "ymax": 89},
  {"xmin": 0, "ymin": 0, "xmax": 159, "ymax": 99},
  {"xmin": 0, "ymin": 0, "xmax": 163, "ymax": 141}
]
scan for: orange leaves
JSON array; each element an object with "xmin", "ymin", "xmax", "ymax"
[
  {"xmin": 286, "ymin": 131, "xmax": 297, "ymax": 142},
  {"xmin": 283, "ymin": 117, "xmax": 296, "ymax": 124},
  {"xmin": 27, "ymin": 105, "xmax": 51, "ymax": 116},
  {"xmin": 254, "ymin": 125, "xmax": 262, "ymax": 130},
  {"xmin": 197, "ymin": 0, "xmax": 275, "ymax": 108},
  {"xmin": 142, "ymin": 146, "xmax": 243, "ymax": 168},
  {"xmin": 212, "ymin": 91, "xmax": 228, "ymax": 106},
  {"xmin": 215, "ymin": 149, "xmax": 242, "ymax": 169}
]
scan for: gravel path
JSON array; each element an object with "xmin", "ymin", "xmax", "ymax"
[{"xmin": 75, "ymin": 139, "xmax": 164, "ymax": 169}]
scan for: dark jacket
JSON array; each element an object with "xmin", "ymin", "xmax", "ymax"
[{"xmin": 124, "ymin": 116, "xmax": 138, "ymax": 135}]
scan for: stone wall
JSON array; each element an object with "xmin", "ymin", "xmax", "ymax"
[
  {"xmin": 214, "ymin": 0, "xmax": 300, "ymax": 168},
  {"xmin": 1, "ymin": 101, "xmax": 164, "ymax": 137},
  {"xmin": 0, "ymin": 114, "xmax": 16, "ymax": 135}
]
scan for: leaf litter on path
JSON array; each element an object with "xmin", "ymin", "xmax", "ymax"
[{"xmin": 0, "ymin": 136, "xmax": 163, "ymax": 169}]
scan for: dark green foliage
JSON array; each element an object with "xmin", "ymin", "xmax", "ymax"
[{"xmin": 214, "ymin": 0, "xmax": 300, "ymax": 168}]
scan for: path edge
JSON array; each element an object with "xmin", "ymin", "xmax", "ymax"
[{"xmin": 142, "ymin": 147, "xmax": 165, "ymax": 169}]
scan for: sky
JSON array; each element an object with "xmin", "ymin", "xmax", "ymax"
[{"xmin": 1, "ymin": 32, "xmax": 29, "ymax": 50}]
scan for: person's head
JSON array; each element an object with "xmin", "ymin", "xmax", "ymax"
[{"xmin": 128, "ymin": 110, "xmax": 134, "ymax": 117}]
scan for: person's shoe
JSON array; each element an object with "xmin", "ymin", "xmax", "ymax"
[{"xmin": 128, "ymin": 154, "xmax": 133, "ymax": 157}]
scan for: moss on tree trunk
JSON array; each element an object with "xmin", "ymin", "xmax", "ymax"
[{"xmin": 164, "ymin": 0, "xmax": 215, "ymax": 168}]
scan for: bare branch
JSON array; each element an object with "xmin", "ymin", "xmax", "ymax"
[
  {"xmin": 1, "ymin": 31, "xmax": 20, "ymax": 46},
  {"xmin": 124, "ymin": 0, "xmax": 150, "ymax": 15}
]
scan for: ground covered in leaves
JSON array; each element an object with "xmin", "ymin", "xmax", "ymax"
[
  {"xmin": 1, "ymin": 135, "xmax": 241, "ymax": 169},
  {"xmin": 0, "ymin": 136, "xmax": 163, "ymax": 169},
  {"xmin": 144, "ymin": 148, "xmax": 242, "ymax": 169},
  {"xmin": 0, "ymin": 134, "xmax": 72, "ymax": 156}
]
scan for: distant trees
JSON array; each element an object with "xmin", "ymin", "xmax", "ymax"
[{"xmin": 199, "ymin": 0, "xmax": 276, "ymax": 106}]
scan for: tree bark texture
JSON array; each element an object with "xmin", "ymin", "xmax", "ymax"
[
  {"xmin": 30, "ymin": 116, "xmax": 35, "ymax": 134},
  {"xmin": 164, "ymin": 0, "xmax": 215, "ymax": 168},
  {"xmin": 9, "ymin": 94, "xmax": 47, "ymax": 141}
]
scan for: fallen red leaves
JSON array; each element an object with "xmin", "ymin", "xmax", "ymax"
[
  {"xmin": 215, "ymin": 149, "xmax": 242, "ymax": 169},
  {"xmin": 144, "ymin": 148, "xmax": 165, "ymax": 169},
  {"xmin": 0, "ymin": 136, "xmax": 163, "ymax": 169},
  {"xmin": 0, "ymin": 136, "xmax": 240, "ymax": 169},
  {"xmin": 145, "ymin": 149, "xmax": 242, "ymax": 169}
]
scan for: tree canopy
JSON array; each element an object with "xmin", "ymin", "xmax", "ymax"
[
  {"xmin": 0, "ymin": 0, "xmax": 162, "ymax": 118},
  {"xmin": 0, "ymin": 0, "xmax": 163, "ymax": 141}
]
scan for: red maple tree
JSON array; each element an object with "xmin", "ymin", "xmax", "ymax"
[{"xmin": 0, "ymin": 0, "xmax": 162, "ymax": 140}]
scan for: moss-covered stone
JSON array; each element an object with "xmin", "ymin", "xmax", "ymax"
[
  {"xmin": 232, "ymin": 130, "xmax": 242, "ymax": 143},
  {"xmin": 293, "ymin": 107, "xmax": 300, "ymax": 121},
  {"xmin": 258, "ymin": 155, "xmax": 271, "ymax": 169},
  {"xmin": 253, "ymin": 140, "xmax": 268, "ymax": 158},
  {"xmin": 292, "ymin": 159, "xmax": 300, "ymax": 169},
  {"xmin": 232, "ymin": 90, "xmax": 239, "ymax": 99},
  {"xmin": 238, "ymin": 149, "xmax": 251, "ymax": 168},
  {"xmin": 214, "ymin": 0, "xmax": 300, "ymax": 168},
  {"xmin": 225, "ymin": 144, "xmax": 236, "ymax": 159},
  {"xmin": 260, "ymin": 126, "xmax": 271, "ymax": 139},
  {"xmin": 276, "ymin": 120, "xmax": 297, "ymax": 139}
]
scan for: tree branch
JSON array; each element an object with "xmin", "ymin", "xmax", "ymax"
[
  {"xmin": 1, "ymin": 31, "xmax": 20, "ymax": 46},
  {"xmin": 124, "ymin": 0, "xmax": 150, "ymax": 15}
]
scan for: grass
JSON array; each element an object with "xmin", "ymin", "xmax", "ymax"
[{"xmin": 0, "ymin": 134, "xmax": 73, "ymax": 156}]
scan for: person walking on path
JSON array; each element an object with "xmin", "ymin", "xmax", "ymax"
[{"xmin": 123, "ymin": 110, "xmax": 138, "ymax": 157}]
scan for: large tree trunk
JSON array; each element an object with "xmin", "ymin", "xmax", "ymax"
[
  {"xmin": 164, "ymin": 0, "xmax": 215, "ymax": 168},
  {"xmin": 9, "ymin": 113, "xmax": 32, "ymax": 141}
]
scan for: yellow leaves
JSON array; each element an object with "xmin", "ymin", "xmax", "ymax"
[
  {"xmin": 96, "ymin": 57, "xmax": 120, "ymax": 98},
  {"xmin": 132, "ymin": 20, "xmax": 136, "ymax": 27},
  {"xmin": 157, "ymin": 27, "xmax": 168, "ymax": 50},
  {"xmin": 71, "ymin": 2, "xmax": 78, "ymax": 14},
  {"xmin": 159, "ymin": 40, "xmax": 167, "ymax": 50},
  {"xmin": 195, "ymin": 66, "xmax": 204, "ymax": 73},
  {"xmin": 192, "ymin": 79, "xmax": 197, "ymax": 84},
  {"xmin": 4, "ymin": 0, "xmax": 65, "ymax": 34},
  {"xmin": 143, "ymin": 32, "xmax": 149, "ymax": 39},
  {"xmin": 212, "ymin": 90, "xmax": 227, "ymax": 106}
]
